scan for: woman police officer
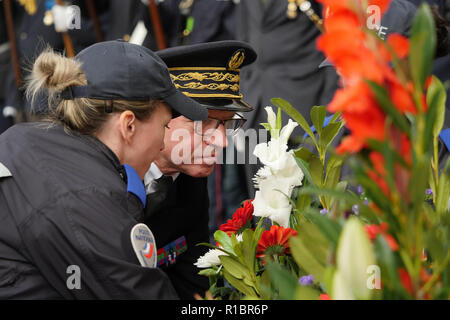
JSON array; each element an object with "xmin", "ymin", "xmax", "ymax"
[{"xmin": 0, "ymin": 40, "xmax": 207, "ymax": 299}]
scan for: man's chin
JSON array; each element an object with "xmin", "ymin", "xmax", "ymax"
[{"xmin": 182, "ymin": 162, "xmax": 216, "ymax": 178}]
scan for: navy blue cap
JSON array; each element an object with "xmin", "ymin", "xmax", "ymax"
[
  {"xmin": 60, "ymin": 40, "xmax": 208, "ymax": 121},
  {"xmin": 156, "ymin": 40, "xmax": 257, "ymax": 112}
]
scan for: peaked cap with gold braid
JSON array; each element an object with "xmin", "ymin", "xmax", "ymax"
[{"xmin": 156, "ymin": 41, "xmax": 257, "ymax": 113}]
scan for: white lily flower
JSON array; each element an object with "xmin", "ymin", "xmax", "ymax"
[
  {"xmin": 253, "ymin": 166, "xmax": 272, "ymax": 189},
  {"xmin": 252, "ymin": 176, "xmax": 293, "ymax": 227},
  {"xmin": 194, "ymin": 248, "xmax": 228, "ymax": 268},
  {"xmin": 279, "ymin": 119, "xmax": 298, "ymax": 144},
  {"xmin": 252, "ymin": 110, "xmax": 304, "ymax": 228},
  {"xmin": 274, "ymin": 151, "xmax": 304, "ymax": 187},
  {"xmin": 253, "ymin": 151, "xmax": 303, "ymax": 190},
  {"xmin": 265, "ymin": 106, "xmax": 277, "ymax": 131},
  {"xmin": 253, "ymin": 138, "xmax": 288, "ymax": 171}
]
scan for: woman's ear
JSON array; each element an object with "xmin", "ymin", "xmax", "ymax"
[{"xmin": 119, "ymin": 110, "xmax": 137, "ymax": 144}]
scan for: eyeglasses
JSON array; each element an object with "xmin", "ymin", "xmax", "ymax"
[{"xmin": 194, "ymin": 113, "xmax": 246, "ymax": 137}]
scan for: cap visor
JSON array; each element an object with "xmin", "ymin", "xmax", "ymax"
[
  {"xmin": 199, "ymin": 98, "xmax": 254, "ymax": 113},
  {"xmin": 163, "ymin": 90, "xmax": 208, "ymax": 121}
]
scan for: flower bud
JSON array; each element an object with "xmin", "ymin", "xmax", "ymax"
[{"xmin": 336, "ymin": 218, "xmax": 376, "ymax": 300}]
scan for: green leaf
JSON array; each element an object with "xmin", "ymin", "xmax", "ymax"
[
  {"xmin": 329, "ymin": 112, "xmax": 342, "ymax": 123},
  {"xmin": 214, "ymin": 230, "xmax": 234, "ymax": 254},
  {"xmin": 296, "ymin": 192, "xmax": 312, "ymax": 213},
  {"xmin": 301, "ymin": 208, "xmax": 342, "ymax": 246},
  {"xmin": 324, "ymin": 154, "xmax": 343, "ymax": 189},
  {"xmin": 294, "ymin": 146, "xmax": 314, "ymax": 163},
  {"xmin": 257, "ymin": 270, "xmax": 273, "ymax": 300},
  {"xmin": 410, "ymin": 155, "xmax": 431, "ymax": 211},
  {"xmin": 310, "ymin": 155, "xmax": 324, "ymax": 187},
  {"xmin": 295, "ymin": 157, "xmax": 315, "ymax": 186},
  {"xmin": 310, "ymin": 106, "xmax": 327, "ymax": 136},
  {"xmin": 409, "ymin": 3, "xmax": 436, "ymax": 90},
  {"xmin": 260, "ymin": 122, "xmax": 271, "ymax": 132},
  {"xmin": 425, "ymin": 227, "xmax": 446, "ymax": 263},
  {"xmin": 195, "ymin": 242, "xmax": 236, "ymax": 257},
  {"xmin": 427, "ymin": 76, "xmax": 447, "ymax": 138},
  {"xmin": 223, "ymin": 269, "xmax": 256, "ymax": 297},
  {"xmin": 374, "ymin": 236, "xmax": 403, "ymax": 294},
  {"xmin": 320, "ymin": 122, "xmax": 344, "ymax": 154},
  {"xmin": 435, "ymin": 158, "xmax": 450, "ymax": 217},
  {"xmin": 271, "ymin": 98, "xmax": 317, "ymax": 147},
  {"xmin": 289, "ymin": 236, "xmax": 326, "ymax": 283},
  {"xmin": 241, "ymin": 229, "xmax": 256, "ymax": 273},
  {"xmin": 296, "ymin": 221, "xmax": 329, "ymax": 264},
  {"xmin": 276, "ymin": 107, "xmax": 282, "ymax": 131},
  {"xmin": 265, "ymin": 262, "xmax": 298, "ymax": 300},
  {"xmin": 295, "ymin": 286, "xmax": 320, "ymax": 300},
  {"xmin": 297, "ymin": 184, "xmax": 379, "ymax": 223},
  {"xmin": 198, "ymin": 268, "xmax": 218, "ymax": 277},
  {"xmin": 424, "ymin": 88, "xmax": 440, "ymax": 153},
  {"xmin": 219, "ymin": 255, "xmax": 249, "ymax": 280},
  {"xmin": 230, "ymin": 233, "xmax": 245, "ymax": 265}
]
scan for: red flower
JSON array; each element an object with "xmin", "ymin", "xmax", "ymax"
[
  {"xmin": 219, "ymin": 200, "xmax": 254, "ymax": 236},
  {"xmin": 336, "ymin": 135, "xmax": 366, "ymax": 154},
  {"xmin": 256, "ymin": 225, "xmax": 298, "ymax": 258},
  {"xmin": 365, "ymin": 222, "xmax": 399, "ymax": 251},
  {"xmin": 398, "ymin": 267, "xmax": 434, "ymax": 298},
  {"xmin": 323, "ymin": 8, "xmax": 362, "ymax": 33},
  {"xmin": 317, "ymin": 0, "xmax": 420, "ymax": 157},
  {"xmin": 319, "ymin": 294, "xmax": 331, "ymax": 300},
  {"xmin": 369, "ymin": 0, "xmax": 392, "ymax": 15},
  {"xmin": 398, "ymin": 268, "xmax": 414, "ymax": 296},
  {"xmin": 366, "ymin": 152, "xmax": 391, "ymax": 196},
  {"xmin": 384, "ymin": 234, "xmax": 399, "ymax": 251},
  {"xmin": 387, "ymin": 34, "xmax": 410, "ymax": 59}
]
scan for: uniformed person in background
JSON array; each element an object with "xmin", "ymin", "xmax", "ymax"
[
  {"xmin": 1, "ymin": 0, "xmax": 111, "ymax": 133},
  {"xmin": 0, "ymin": 1, "xmax": 13, "ymax": 133},
  {"xmin": 0, "ymin": 40, "xmax": 207, "ymax": 299},
  {"xmin": 143, "ymin": 40, "xmax": 257, "ymax": 299},
  {"xmin": 233, "ymin": 0, "xmax": 339, "ymax": 200},
  {"xmin": 405, "ymin": 0, "xmax": 450, "ymax": 129},
  {"xmin": 137, "ymin": 0, "xmax": 237, "ymax": 47}
]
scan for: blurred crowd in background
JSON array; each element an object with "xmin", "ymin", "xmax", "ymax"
[{"xmin": 1, "ymin": 0, "xmax": 449, "ymax": 240}]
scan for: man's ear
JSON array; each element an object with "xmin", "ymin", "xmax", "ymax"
[{"xmin": 119, "ymin": 110, "xmax": 137, "ymax": 144}]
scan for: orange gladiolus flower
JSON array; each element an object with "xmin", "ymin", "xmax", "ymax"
[
  {"xmin": 389, "ymin": 79, "xmax": 417, "ymax": 114},
  {"xmin": 369, "ymin": 0, "xmax": 392, "ymax": 15},
  {"xmin": 320, "ymin": 0, "xmax": 392, "ymax": 17},
  {"xmin": 367, "ymin": 152, "xmax": 390, "ymax": 196},
  {"xmin": 323, "ymin": 8, "xmax": 362, "ymax": 33},
  {"xmin": 328, "ymin": 81, "xmax": 379, "ymax": 113},
  {"xmin": 365, "ymin": 222, "xmax": 399, "ymax": 251},
  {"xmin": 336, "ymin": 135, "xmax": 366, "ymax": 154},
  {"xmin": 343, "ymin": 107, "xmax": 386, "ymax": 139},
  {"xmin": 318, "ymin": 0, "xmax": 354, "ymax": 13},
  {"xmin": 398, "ymin": 268, "xmax": 414, "ymax": 296},
  {"xmin": 387, "ymin": 34, "xmax": 410, "ymax": 59},
  {"xmin": 319, "ymin": 0, "xmax": 419, "ymax": 159}
]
